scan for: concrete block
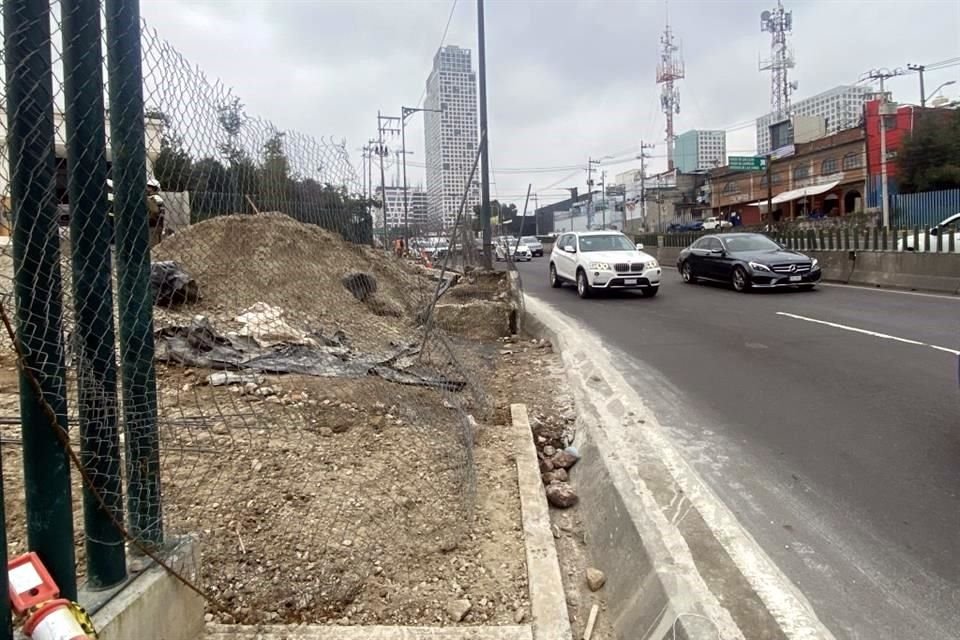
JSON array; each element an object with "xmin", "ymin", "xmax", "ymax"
[{"xmin": 92, "ymin": 538, "xmax": 204, "ymax": 640}]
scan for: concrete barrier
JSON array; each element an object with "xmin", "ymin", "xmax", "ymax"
[
  {"xmin": 807, "ymin": 250, "xmax": 960, "ymax": 294},
  {"xmin": 521, "ymin": 296, "xmax": 834, "ymax": 640}
]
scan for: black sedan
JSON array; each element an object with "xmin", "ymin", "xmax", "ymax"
[{"xmin": 677, "ymin": 233, "xmax": 821, "ymax": 292}]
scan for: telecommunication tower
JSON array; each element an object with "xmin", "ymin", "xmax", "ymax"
[
  {"xmin": 759, "ymin": 1, "xmax": 796, "ymax": 120},
  {"xmin": 656, "ymin": 16, "xmax": 684, "ymax": 171}
]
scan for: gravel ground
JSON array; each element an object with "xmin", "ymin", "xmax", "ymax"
[{"xmin": 0, "ymin": 213, "xmax": 531, "ymax": 627}]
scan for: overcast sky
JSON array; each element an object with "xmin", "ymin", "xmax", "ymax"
[{"xmin": 140, "ymin": 0, "xmax": 960, "ymax": 207}]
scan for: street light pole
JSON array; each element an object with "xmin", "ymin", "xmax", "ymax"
[
  {"xmin": 477, "ymin": 0, "xmax": 492, "ymax": 268},
  {"xmin": 400, "ymin": 105, "xmax": 443, "ymax": 250}
]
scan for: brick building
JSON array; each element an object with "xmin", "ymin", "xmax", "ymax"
[
  {"xmin": 863, "ymin": 99, "xmax": 956, "ymax": 207},
  {"xmin": 709, "ymin": 127, "xmax": 867, "ymax": 225}
]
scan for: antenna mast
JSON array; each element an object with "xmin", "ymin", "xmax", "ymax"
[
  {"xmin": 760, "ymin": 0, "xmax": 796, "ymax": 120},
  {"xmin": 656, "ymin": 6, "xmax": 684, "ymax": 171}
]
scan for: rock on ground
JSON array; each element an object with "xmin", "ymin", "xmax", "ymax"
[
  {"xmin": 541, "ymin": 468, "xmax": 569, "ymax": 485},
  {"xmin": 585, "ymin": 567, "xmax": 606, "ymax": 591},
  {"xmin": 446, "ymin": 598, "xmax": 472, "ymax": 622},
  {"xmin": 551, "ymin": 450, "xmax": 579, "ymax": 470},
  {"xmin": 545, "ymin": 482, "xmax": 579, "ymax": 509}
]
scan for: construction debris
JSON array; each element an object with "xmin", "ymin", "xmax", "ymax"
[{"xmin": 155, "ymin": 317, "xmax": 466, "ymax": 391}]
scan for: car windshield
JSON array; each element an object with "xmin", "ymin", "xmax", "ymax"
[
  {"xmin": 521, "ymin": 236, "xmax": 538, "ymax": 243},
  {"xmin": 578, "ymin": 234, "xmax": 635, "ymax": 252},
  {"xmin": 722, "ymin": 235, "xmax": 781, "ymax": 252}
]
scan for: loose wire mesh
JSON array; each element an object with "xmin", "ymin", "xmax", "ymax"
[{"xmin": 0, "ymin": 1, "xmax": 516, "ymax": 624}]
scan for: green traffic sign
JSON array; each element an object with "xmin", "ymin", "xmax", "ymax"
[{"xmin": 728, "ymin": 156, "xmax": 766, "ymax": 171}]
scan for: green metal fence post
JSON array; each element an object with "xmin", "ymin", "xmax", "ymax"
[
  {"xmin": 106, "ymin": 0, "xmax": 163, "ymax": 548},
  {"xmin": 62, "ymin": 0, "xmax": 128, "ymax": 588},
  {"xmin": 950, "ymin": 229, "xmax": 956, "ymax": 253},
  {"xmin": 3, "ymin": 0, "xmax": 77, "ymax": 599},
  {"xmin": 882, "ymin": 227, "xmax": 888, "ymax": 251},
  {"xmin": 913, "ymin": 226, "xmax": 920, "ymax": 252}
]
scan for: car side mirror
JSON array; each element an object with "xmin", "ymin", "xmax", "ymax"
[
  {"xmin": 563, "ymin": 245, "xmax": 576, "ymax": 253},
  {"xmin": 636, "ymin": 243, "xmax": 645, "ymax": 251},
  {"xmin": 710, "ymin": 248, "xmax": 725, "ymax": 255}
]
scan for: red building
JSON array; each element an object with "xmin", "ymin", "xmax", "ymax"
[{"xmin": 863, "ymin": 99, "xmax": 954, "ymax": 205}]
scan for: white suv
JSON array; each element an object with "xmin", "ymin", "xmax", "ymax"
[{"xmin": 549, "ymin": 231, "xmax": 662, "ymax": 298}]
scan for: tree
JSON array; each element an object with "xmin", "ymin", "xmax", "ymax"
[
  {"xmin": 259, "ymin": 130, "xmax": 290, "ymax": 208},
  {"xmin": 145, "ymin": 107, "xmax": 193, "ymax": 191},
  {"xmin": 896, "ymin": 109, "xmax": 960, "ymax": 193}
]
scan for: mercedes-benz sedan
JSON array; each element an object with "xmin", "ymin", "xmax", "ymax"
[{"xmin": 677, "ymin": 233, "xmax": 821, "ymax": 292}]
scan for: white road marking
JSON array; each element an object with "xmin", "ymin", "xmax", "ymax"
[
  {"xmin": 776, "ymin": 311, "xmax": 960, "ymax": 356},
  {"xmin": 817, "ymin": 282, "xmax": 960, "ymax": 301}
]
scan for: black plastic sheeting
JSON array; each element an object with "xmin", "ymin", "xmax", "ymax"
[
  {"xmin": 155, "ymin": 318, "xmax": 465, "ymax": 391},
  {"xmin": 151, "ymin": 261, "xmax": 200, "ymax": 306}
]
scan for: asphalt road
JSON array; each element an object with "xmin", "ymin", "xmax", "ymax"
[{"xmin": 515, "ymin": 258, "xmax": 960, "ymax": 640}]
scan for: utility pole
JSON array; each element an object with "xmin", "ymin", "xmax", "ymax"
[
  {"xmin": 532, "ymin": 193, "xmax": 539, "ymax": 235},
  {"xmin": 637, "ymin": 142, "xmax": 654, "ymax": 229},
  {"xmin": 376, "ymin": 112, "xmax": 400, "ymax": 245},
  {"xmin": 864, "ymin": 68, "xmax": 907, "ymax": 227},
  {"xmin": 907, "ymin": 63, "xmax": 926, "ymax": 107},
  {"xmin": 587, "ymin": 157, "xmax": 601, "ymax": 229},
  {"xmin": 477, "ymin": 0, "xmax": 492, "ymax": 268},
  {"xmin": 765, "ymin": 154, "xmax": 773, "ymax": 224},
  {"xmin": 400, "ymin": 106, "xmax": 442, "ymax": 249},
  {"xmin": 599, "ymin": 170, "xmax": 607, "ymax": 229},
  {"xmin": 656, "ymin": 173, "xmax": 664, "ymax": 232}
]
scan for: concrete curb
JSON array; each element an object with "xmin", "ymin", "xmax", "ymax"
[
  {"xmin": 522, "ymin": 295, "xmax": 835, "ymax": 640},
  {"xmin": 511, "ymin": 403, "xmax": 574, "ymax": 640},
  {"xmin": 205, "ymin": 625, "xmax": 531, "ymax": 639},
  {"xmin": 91, "ymin": 538, "xmax": 204, "ymax": 640}
]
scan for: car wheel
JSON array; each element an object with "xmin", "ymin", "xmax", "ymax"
[
  {"xmin": 732, "ymin": 266, "xmax": 751, "ymax": 292},
  {"xmin": 549, "ymin": 263, "xmax": 562, "ymax": 288},
  {"xmin": 640, "ymin": 286, "xmax": 659, "ymax": 298},
  {"xmin": 576, "ymin": 269, "xmax": 592, "ymax": 299},
  {"xmin": 680, "ymin": 261, "xmax": 697, "ymax": 284}
]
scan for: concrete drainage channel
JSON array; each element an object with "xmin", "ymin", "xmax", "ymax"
[
  {"xmin": 203, "ymin": 402, "xmax": 571, "ymax": 640},
  {"xmin": 522, "ymin": 295, "xmax": 836, "ymax": 640}
]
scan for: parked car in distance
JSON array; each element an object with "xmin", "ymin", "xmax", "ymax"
[
  {"xmin": 896, "ymin": 212, "xmax": 960, "ymax": 252},
  {"xmin": 677, "ymin": 232, "xmax": 821, "ymax": 293},
  {"xmin": 520, "ymin": 235, "xmax": 544, "ymax": 256},
  {"xmin": 495, "ymin": 237, "xmax": 532, "ymax": 262},
  {"xmin": 701, "ymin": 216, "xmax": 733, "ymax": 231},
  {"xmin": 549, "ymin": 231, "xmax": 661, "ymax": 299},
  {"xmin": 667, "ymin": 221, "xmax": 704, "ymax": 233}
]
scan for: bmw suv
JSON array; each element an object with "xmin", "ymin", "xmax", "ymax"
[{"xmin": 549, "ymin": 231, "xmax": 661, "ymax": 298}]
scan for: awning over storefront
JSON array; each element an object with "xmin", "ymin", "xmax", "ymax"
[
  {"xmin": 770, "ymin": 181, "xmax": 840, "ymax": 204},
  {"xmin": 743, "ymin": 180, "xmax": 841, "ymax": 208}
]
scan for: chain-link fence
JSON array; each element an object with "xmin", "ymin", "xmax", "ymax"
[{"xmin": 0, "ymin": 1, "xmax": 519, "ymax": 629}]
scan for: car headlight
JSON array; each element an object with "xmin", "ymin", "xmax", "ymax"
[
  {"xmin": 748, "ymin": 261, "xmax": 771, "ymax": 272},
  {"xmin": 589, "ymin": 262, "xmax": 611, "ymax": 271},
  {"xmin": 645, "ymin": 260, "xmax": 659, "ymax": 270},
  {"xmin": 811, "ymin": 258, "xmax": 819, "ymax": 270}
]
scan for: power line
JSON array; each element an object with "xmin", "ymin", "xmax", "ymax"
[{"xmin": 414, "ymin": 0, "xmax": 459, "ymax": 109}]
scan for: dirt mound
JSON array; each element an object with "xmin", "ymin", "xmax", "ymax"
[{"xmin": 153, "ymin": 214, "xmax": 424, "ymax": 350}]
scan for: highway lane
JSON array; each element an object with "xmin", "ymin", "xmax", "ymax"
[{"xmin": 515, "ymin": 259, "xmax": 960, "ymax": 640}]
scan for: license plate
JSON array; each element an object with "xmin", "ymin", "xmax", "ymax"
[
  {"xmin": 789, "ymin": 275, "xmax": 802, "ymax": 282},
  {"xmin": 624, "ymin": 279, "xmax": 637, "ymax": 285}
]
